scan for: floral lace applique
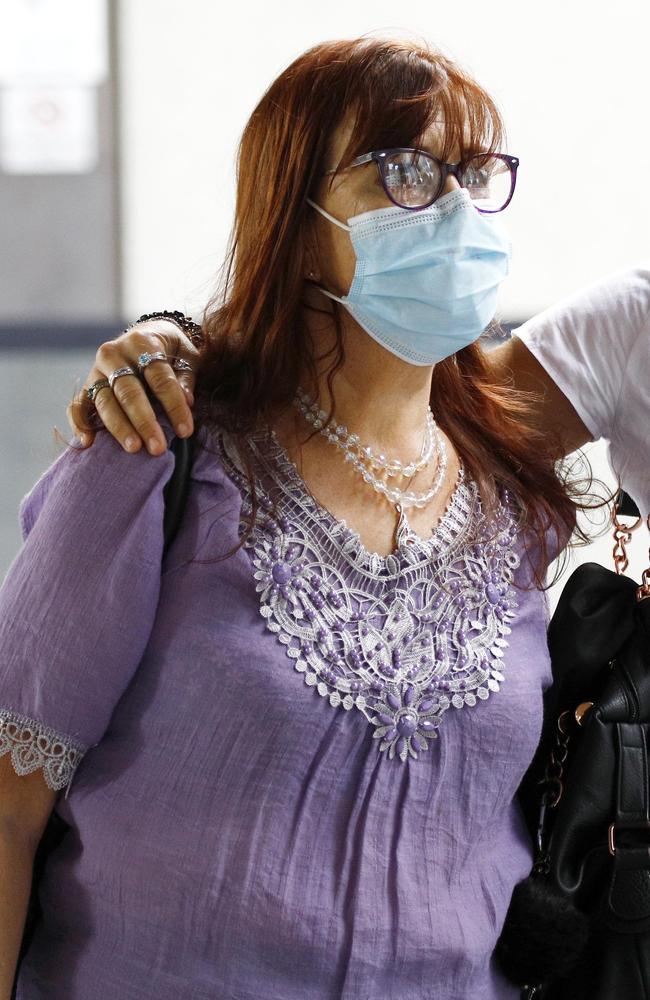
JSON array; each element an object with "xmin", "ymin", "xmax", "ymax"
[
  {"xmin": 217, "ymin": 427, "xmax": 522, "ymax": 763},
  {"xmin": 0, "ymin": 709, "xmax": 86, "ymax": 798}
]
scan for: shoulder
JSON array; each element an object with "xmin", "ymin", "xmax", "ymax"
[
  {"xmin": 483, "ymin": 260, "xmax": 650, "ymax": 458},
  {"xmin": 19, "ymin": 405, "xmax": 178, "ymax": 544},
  {"xmin": 187, "ymin": 415, "xmax": 249, "ymax": 495}
]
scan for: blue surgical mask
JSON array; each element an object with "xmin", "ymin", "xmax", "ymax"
[{"xmin": 306, "ymin": 187, "xmax": 513, "ymax": 366}]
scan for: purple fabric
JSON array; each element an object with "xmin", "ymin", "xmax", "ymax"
[{"xmin": 0, "ymin": 410, "xmax": 572, "ymax": 1000}]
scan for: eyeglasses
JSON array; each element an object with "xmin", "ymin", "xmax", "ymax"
[{"xmin": 322, "ymin": 148, "xmax": 520, "ymax": 214}]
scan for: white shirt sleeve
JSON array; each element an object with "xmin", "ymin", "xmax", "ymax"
[{"xmin": 511, "ymin": 261, "xmax": 650, "ymax": 517}]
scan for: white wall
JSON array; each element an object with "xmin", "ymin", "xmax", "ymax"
[
  {"xmin": 116, "ymin": 0, "xmax": 650, "ymax": 320},
  {"xmin": 115, "ymin": 0, "xmax": 650, "ymax": 612}
]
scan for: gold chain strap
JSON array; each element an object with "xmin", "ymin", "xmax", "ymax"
[{"xmin": 611, "ymin": 491, "xmax": 650, "ymax": 601}]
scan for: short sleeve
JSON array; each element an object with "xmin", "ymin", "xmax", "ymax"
[
  {"xmin": 0, "ymin": 412, "xmax": 177, "ymax": 798},
  {"xmin": 512, "ymin": 262, "xmax": 650, "ymax": 517}
]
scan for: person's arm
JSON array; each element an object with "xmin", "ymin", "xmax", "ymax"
[
  {"xmin": 70, "ymin": 264, "xmax": 649, "ymax": 473},
  {"xmin": 0, "ymin": 408, "xmax": 181, "ymax": 995},
  {"xmin": 0, "ymin": 407, "xmax": 179, "ymax": 798},
  {"xmin": 0, "ymin": 823, "xmax": 38, "ymax": 1000},
  {"xmin": 487, "ymin": 263, "xmax": 650, "ymax": 467},
  {"xmin": 0, "ymin": 754, "xmax": 58, "ymax": 1000},
  {"xmin": 486, "ymin": 334, "xmax": 596, "ymax": 459}
]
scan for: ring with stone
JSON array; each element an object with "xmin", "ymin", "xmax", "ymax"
[
  {"xmin": 108, "ymin": 365, "xmax": 138, "ymax": 390},
  {"xmin": 86, "ymin": 378, "xmax": 111, "ymax": 404},
  {"xmin": 170, "ymin": 358, "xmax": 193, "ymax": 373},
  {"xmin": 137, "ymin": 350, "xmax": 167, "ymax": 373}
]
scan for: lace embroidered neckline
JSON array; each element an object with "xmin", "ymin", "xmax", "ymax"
[
  {"xmin": 265, "ymin": 426, "xmax": 469, "ymax": 571},
  {"xmin": 215, "ymin": 423, "xmax": 474, "ymax": 577},
  {"xmin": 214, "ymin": 424, "xmax": 523, "ymax": 763}
]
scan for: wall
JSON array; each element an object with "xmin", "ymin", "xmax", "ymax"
[{"xmin": 116, "ymin": 1, "xmax": 650, "ymax": 320}]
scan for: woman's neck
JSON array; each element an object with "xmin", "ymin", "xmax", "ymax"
[{"xmin": 292, "ymin": 302, "xmax": 436, "ymax": 463}]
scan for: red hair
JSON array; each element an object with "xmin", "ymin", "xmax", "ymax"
[
  {"xmin": 71, "ymin": 34, "xmax": 618, "ymax": 587},
  {"xmin": 189, "ymin": 34, "xmax": 617, "ymax": 588}
]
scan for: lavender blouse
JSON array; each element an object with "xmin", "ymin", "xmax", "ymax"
[{"xmin": 0, "ymin": 408, "xmax": 571, "ymax": 1000}]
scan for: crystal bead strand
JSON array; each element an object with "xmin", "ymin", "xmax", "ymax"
[
  {"xmin": 294, "ymin": 389, "xmax": 437, "ymax": 478},
  {"xmin": 292, "ymin": 389, "xmax": 449, "ymax": 509}
]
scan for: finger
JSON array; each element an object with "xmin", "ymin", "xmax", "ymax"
[
  {"xmin": 140, "ymin": 358, "xmax": 195, "ymax": 434},
  {"xmin": 81, "ymin": 325, "xmax": 200, "ymax": 453},
  {"xmin": 142, "ymin": 325, "xmax": 199, "ymax": 405},
  {"xmin": 93, "ymin": 375, "xmax": 170, "ymax": 454},
  {"xmin": 115, "ymin": 325, "xmax": 199, "ymax": 427},
  {"xmin": 67, "ymin": 393, "xmax": 95, "ymax": 447},
  {"xmin": 93, "ymin": 341, "xmax": 173, "ymax": 454},
  {"xmin": 98, "ymin": 338, "xmax": 198, "ymax": 452},
  {"xmin": 111, "ymin": 360, "xmax": 186, "ymax": 454},
  {"xmin": 76, "ymin": 364, "xmax": 154, "ymax": 454},
  {"xmin": 175, "ymin": 373, "xmax": 195, "ymax": 406},
  {"xmin": 67, "ymin": 374, "xmax": 108, "ymax": 448}
]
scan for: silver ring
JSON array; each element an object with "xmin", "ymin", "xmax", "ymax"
[
  {"xmin": 170, "ymin": 358, "xmax": 193, "ymax": 373},
  {"xmin": 137, "ymin": 350, "xmax": 167, "ymax": 373},
  {"xmin": 108, "ymin": 365, "xmax": 138, "ymax": 390},
  {"xmin": 86, "ymin": 378, "xmax": 111, "ymax": 404}
]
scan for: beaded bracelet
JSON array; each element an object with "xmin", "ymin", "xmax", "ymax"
[{"xmin": 128, "ymin": 310, "xmax": 204, "ymax": 348}]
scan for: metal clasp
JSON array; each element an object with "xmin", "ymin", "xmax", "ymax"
[
  {"xmin": 574, "ymin": 701, "xmax": 593, "ymax": 726},
  {"xmin": 608, "ymin": 819, "xmax": 650, "ymax": 856}
]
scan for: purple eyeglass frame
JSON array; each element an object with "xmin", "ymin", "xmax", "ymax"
[{"xmin": 321, "ymin": 148, "xmax": 520, "ymax": 214}]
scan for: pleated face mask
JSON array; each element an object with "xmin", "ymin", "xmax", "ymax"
[{"xmin": 305, "ymin": 187, "xmax": 513, "ymax": 366}]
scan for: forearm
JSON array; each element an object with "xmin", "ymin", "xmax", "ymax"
[{"xmin": 0, "ymin": 827, "xmax": 36, "ymax": 1000}]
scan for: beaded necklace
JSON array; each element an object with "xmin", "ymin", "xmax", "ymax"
[{"xmin": 292, "ymin": 387, "xmax": 449, "ymax": 510}]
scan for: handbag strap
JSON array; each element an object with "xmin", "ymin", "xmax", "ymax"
[
  {"xmin": 602, "ymin": 490, "xmax": 650, "ymax": 915},
  {"xmin": 162, "ymin": 432, "xmax": 197, "ymax": 557},
  {"xmin": 606, "ymin": 722, "xmax": 650, "ymax": 928}
]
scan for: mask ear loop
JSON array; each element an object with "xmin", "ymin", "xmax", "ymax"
[
  {"xmin": 306, "ymin": 198, "xmax": 351, "ymax": 232},
  {"xmin": 304, "ymin": 198, "xmax": 350, "ymax": 304}
]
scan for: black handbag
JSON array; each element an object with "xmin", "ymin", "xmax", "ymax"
[
  {"xmin": 495, "ymin": 488, "xmax": 650, "ymax": 999},
  {"xmin": 11, "ymin": 431, "xmax": 197, "ymax": 999}
]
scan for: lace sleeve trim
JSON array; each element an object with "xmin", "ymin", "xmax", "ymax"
[{"xmin": 0, "ymin": 709, "xmax": 87, "ymax": 799}]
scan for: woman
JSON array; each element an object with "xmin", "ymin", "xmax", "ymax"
[{"xmin": 1, "ymin": 34, "xmax": 644, "ymax": 1000}]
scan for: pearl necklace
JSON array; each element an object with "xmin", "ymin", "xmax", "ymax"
[{"xmin": 293, "ymin": 388, "xmax": 449, "ymax": 509}]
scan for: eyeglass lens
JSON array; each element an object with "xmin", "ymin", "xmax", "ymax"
[{"xmin": 381, "ymin": 151, "xmax": 513, "ymax": 212}]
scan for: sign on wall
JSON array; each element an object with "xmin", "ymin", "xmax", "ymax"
[
  {"xmin": 0, "ymin": 0, "xmax": 107, "ymax": 175},
  {"xmin": 0, "ymin": 0, "xmax": 118, "ymax": 321}
]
